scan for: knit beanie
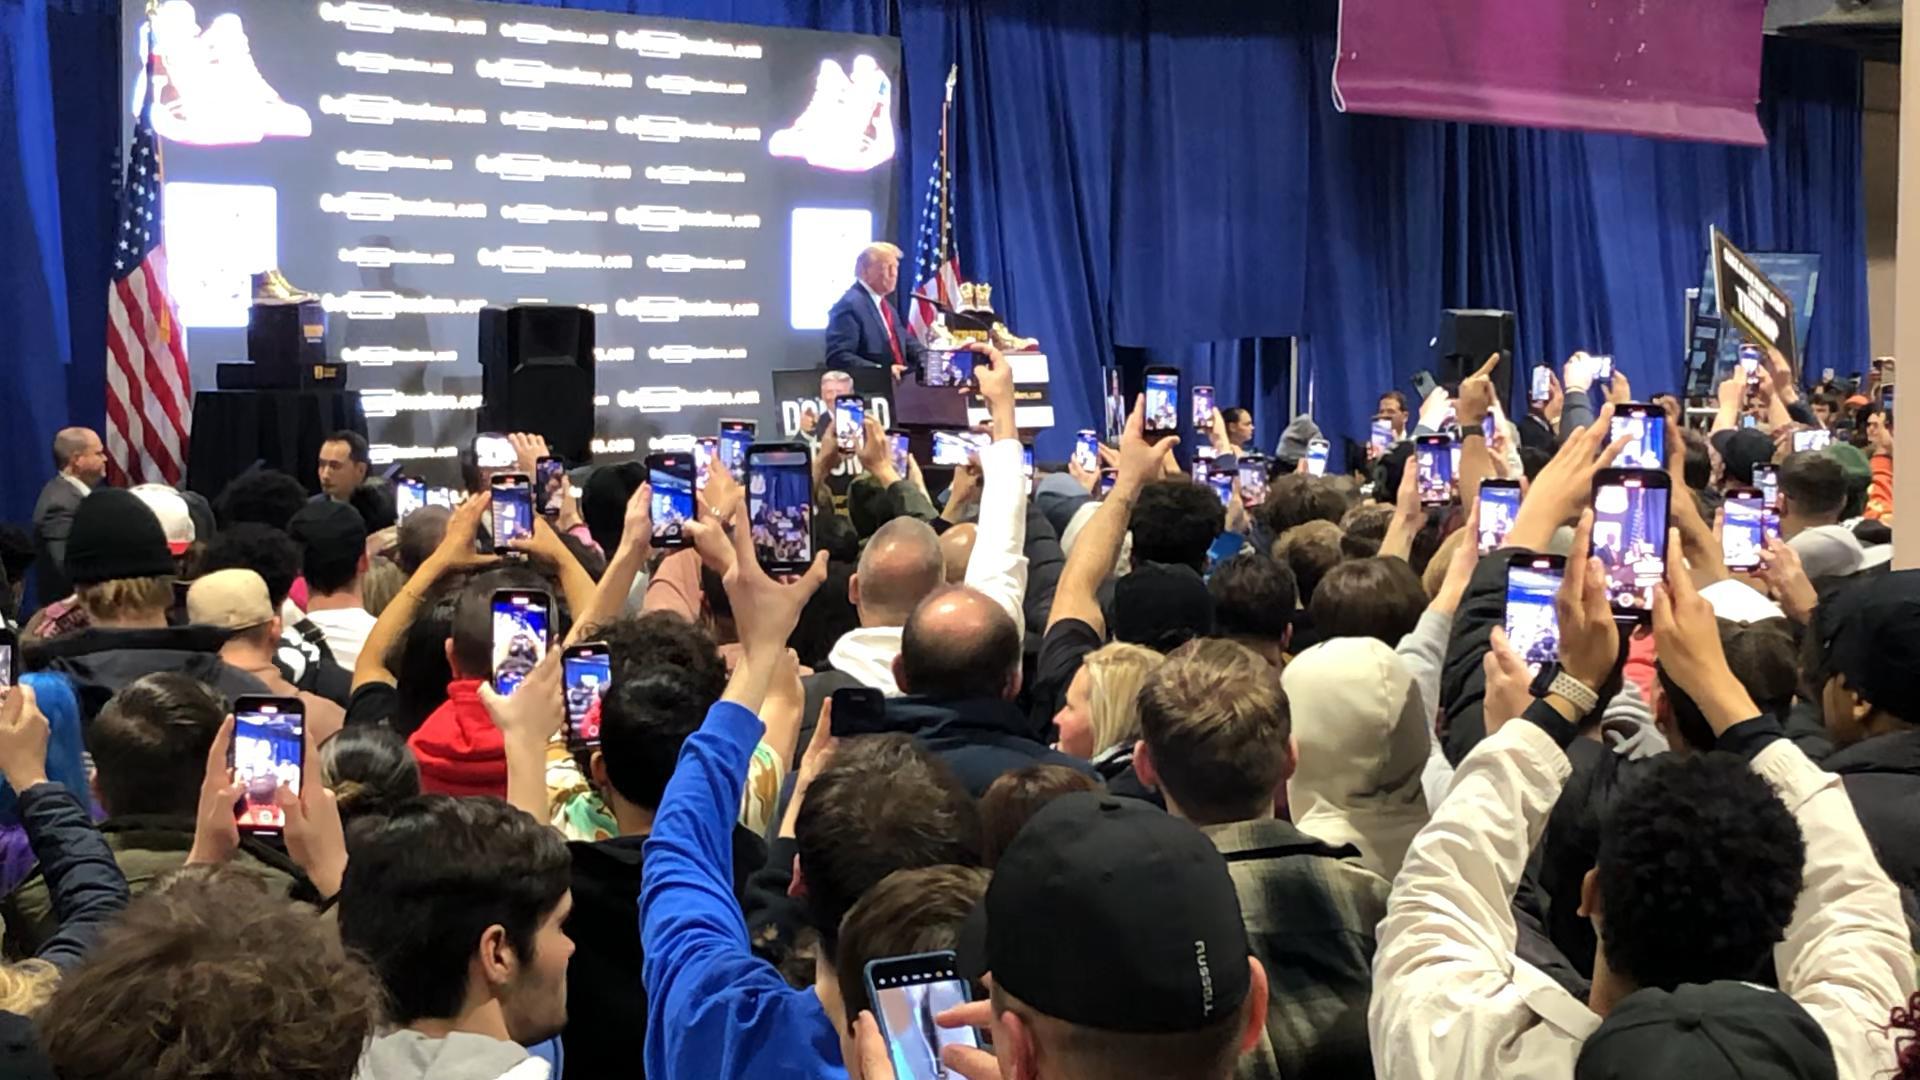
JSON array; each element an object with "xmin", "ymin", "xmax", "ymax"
[{"xmin": 63, "ymin": 488, "xmax": 176, "ymax": 585}]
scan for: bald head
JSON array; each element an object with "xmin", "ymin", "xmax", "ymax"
[
  {"xmin": 53, "ymin": 428, "xmax": 106, "ymax": 483},
  {"xmin": 853, "ymin": 518, "xmax": 945, "ymax": 627},
  {"xmin": 897, "ymin": 585, "xmax": 1021, "ymax": 700},
  {"xmin": 939, "ymin": 524, "xmax": 976, "ymax": 584}
]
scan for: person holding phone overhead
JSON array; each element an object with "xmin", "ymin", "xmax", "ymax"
[{"xmin": 826, "ymin": 243, "xmax": 925, "ymax": 378}]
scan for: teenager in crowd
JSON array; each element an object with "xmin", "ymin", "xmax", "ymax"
[
  {"xmin": 1207, "ymin": 554, "xmax": 1295, "ymax": 667},
  {"xmin": 318, "ymin": 724, "xmax": 420, "ymax": 827},
  {"xmin": 289, "ymin": 500, "xmax": 378, "ymax": 668},
  {"xmin": 197, "ymin": 521, "xmax": 352, "ymax": 703},
  {"xmin": 978, "ymin": 764, "xmax": 1102, "ymax": 866},
  {"xmin": 187, "ymin": 569, "xmax": 346, "ymax": 743}
]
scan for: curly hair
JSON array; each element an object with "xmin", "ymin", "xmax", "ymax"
[
  {"xmin": 583, "ymin": 610, "xmax": 727, "ymax": 704},
  {"xmin": 1891, "ymin": 991, "xmax": 1920, "ymax": 1079},
  {"xmin": 38, "ymin": 867, "xmax": 384, "ymax": 1080},
  {"xmin": 214, "ymin": 467, "xmax": 309, "ymax": 531},
  {"xmin": 1128, "ymin": 481, "xmax": 1224, "ymax": 572},
  {"xmin": 1594, "ymin": 753, "xmax": 1804, "ymax": 991}
]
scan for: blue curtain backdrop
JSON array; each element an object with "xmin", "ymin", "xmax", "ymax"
[{"xmin": 0, "ymin": 0, "xmax": 1865, "ymax": 523}]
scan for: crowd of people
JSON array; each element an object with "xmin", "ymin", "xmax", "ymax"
[{"xmin": 0, "ymin": 341, "xmax": 1912, "ymax": 1080}]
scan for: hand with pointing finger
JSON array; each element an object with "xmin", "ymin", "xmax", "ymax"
[{"xmin": 1456, "ymin": 353, "xmax": 1501, "ymax": 429}]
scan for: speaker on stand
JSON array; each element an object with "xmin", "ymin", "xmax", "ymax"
[
  {"xmin": 1436, "ymin": 309, "xmax": 1516, "ymax": 416},
  {"xmin": 478, "ymin": 305, "xmax": 596, "ymax": 462}
]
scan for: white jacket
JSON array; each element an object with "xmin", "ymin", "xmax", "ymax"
[{"xmin": 1369, "ymin": 720, "xmax": 1914, "ymax": 1080}]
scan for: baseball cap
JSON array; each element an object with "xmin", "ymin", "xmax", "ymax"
[
  {"xmin": 187, "ymin": 568, "xmax": 276, "ymax": 632},
  {"xmin": 63, "ymin": 488, "xmax": 175, "ymax": 585},
  {"xmin": 957, "ymin": 792, "xmax": 1251, "ymax": 1034},
  {"xmin": 1111, "ymin": 562, "xmax": 1214, "ymax": 651},
  {"xmin": 1720, "ymin": 429, "xmax": 1775, "ymax": 486},
  {"xmin": 1817, "ymin": 569, "xmax": 1920, "ymax": 714},
  {"xmin": 129, "ymin": 484, "xmax": 196, "ymax": 556},
  {"xmin": 582, "ymin": 461, "xmax": 645, "ymax": 555},
  {"xmin": 288, "ymin": 499, "xmax": 368, "ymax": 576},
  {"xmin": 1276, "ymin": 414, "xmax": 1324, "ymax": 465},
  {"xmin": 1575, "ymin": 982, "xmax": 1834, "ymax": 1080},
  {"xmin": 1787, "ymin": 524, "xmax": 1866, "ymax": 582}
]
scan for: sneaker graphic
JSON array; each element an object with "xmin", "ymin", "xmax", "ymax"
[
  {"xmin": 200, "ymin": 14, "xmax": 313, "ymax": 139},
  {"xmin": 767, "ymin": 56, "xmax": 895, "ymax": 173},
  {"xmin": 137, "ymin": 2, "xmax": 310, "ymax": 146}
]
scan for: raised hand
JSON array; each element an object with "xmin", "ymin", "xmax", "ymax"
[
  {"xmin": 1505, "ymin": 405, "xmax": 1629, "ymax": 551},
  {"xmin": 1652, "ymin": 529, "xmax": 1759, "ymax": 735},
  {"xmin": 1554, "ymin": 510, "xmax": 1623, "ymax": 691},
  {"xmin": 0, "ymin": 683, "xmax": 50, "ymax": 791},
  {"xmin": 1456, "ymin": 354, "xmax": 1500, "ymax": 428},
  {"xmin": 185, "ymin": 716, "xmax": 243, "ymax": 868},
  {"xmin": 1114, "ymin": 395, "xmax": 1180, "ymax": 498}
]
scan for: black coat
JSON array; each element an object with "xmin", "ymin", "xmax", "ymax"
[
  {"xmin": 1824, "ymin": 729, "xmax": 1920, "ymax": 941},
  {"xmin": 29, "ymin": 477, "xmax": 85, "ymax": 611},
  {"xmin": 884, "ymin": 695, "xmax": 1097, "ymax": 797},
  {"xmin": 27, "ymin": 625, "xmax": 270, "ymax": 727}
]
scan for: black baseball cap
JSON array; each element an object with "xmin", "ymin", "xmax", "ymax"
[
  {"xmin": 1575, "ymin": 982, "xmax": 1834, "ymax": 1080},
  {"xmin": 1720, "ymin": 428, "xmax": 1776, "ymax": 486},
  {"xmin": 288, "ymin": 499, "xmax": 368, "ymax": 576},
  {"xmin": 1817, "ymin": 569, "xmax": 1920, "ymax": 715},
  {"xmin": 957, "ymin": 792, "xmax": 1250, "ymax": 1034},
  {"xmin": 1111, "ymin": 562, "xmax": 1215, "ymax": 652}
]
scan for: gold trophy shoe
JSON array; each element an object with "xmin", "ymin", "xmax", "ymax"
[
  {"xmin": 252, "ymin": 267, "xmax": 314, "ymax": 303},
  {"xmin": 991, "ymin": 321, "xmax": 1039, "ymax": 353}
]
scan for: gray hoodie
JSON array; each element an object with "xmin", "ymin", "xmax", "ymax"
[{"xmin": 355, "ymin": 1031, "xmax": 549, "ymax": 1080}]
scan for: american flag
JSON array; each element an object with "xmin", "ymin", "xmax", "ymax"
[
  {"xmin": 908, "ymin": 65, "xmax": 962, "ymax": 342},
  {"xmin": 104, "ymin": 38, "xmax": 192, "ymax": 488}
]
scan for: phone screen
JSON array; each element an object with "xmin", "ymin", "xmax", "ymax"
[
  {"xmin": 535, "ymin": 458, "xmax": 566, "ymax": 518},
  {"xmin": 1073, "ymin": 430, "xmax": 1100, "ymax": 473},
  {"xmin": 491, "ymin": 591, "xmax": 550, "ymax": 695},
  {"xmin": 1370, "ymin": 419, "xmax": 1394, "ymax": 451},
  {"xmin": 695, "ymin": 436, "xmax": 719, "ymax": 489},
  {"xmin": 474, "ymin": 433, "xmax": 515, "ymax": 470},
  {"xmin": 1593, "ymin": 355, "xmax": 1615, "ymax": 382},
  {"xmin": 1104, "ymin": 368, "xmax": 1124, "ymax": 444},
  {"xmin": 1416, "ymin": 438, "xmax": 1455, "ymax": 506},
  {"xmin": 830, "ymin": 686, "xmax": 889, "ymax": 737},
  {"xmin": 1191, "ymin": 386, "xmax": 1216, "ymax": 432},
  {"xmin": 1208, "ymin": 469, "xmax": 1234, "ymax": 507},
  {"xmin": 1238, "ymin": 456, "xmax": 1269, "ymax": 507},
  {"xmin": 563, "ymin": 645, "xmax": 612, "ymax": 748},
  {"xmin": 749, "ymin": 447, "xmax": 814, "ymax": 571},
  {"xmin": 0, "ymin": 633, "xmax": 15, "ymax": 694},
  {"xmin": 1022, "ymin": 445, "xmax": 1035, "ymax": 478},
  {"xmin": 1752, "ymin": 464, "xmax": 1779, "ymax": 510},
  {"xmin": 931, "ymin": 431, "xmax": 975, "ymax": 467},
  {"xmin": 1504, "ymin": 559, "xmax": 1564, "ymax": 676},
  {"xmin": 232, "ymin": 698, "xmax": 304, "ymax": 833},
  {"xmin": 1144, "ymin": 370, "xmax": 1179, "ymax": 437},
  {"xmin": 835, "ymin": 396, "xmax": 866, "ymax": 451},
  {"xmin": 1792, "ymin": 429, "xmax": 1832, "ymax": 453},
  {"xmin": 866, "ymin": 952, "xmax": 980, "ymax": 1077},
  {"xmin": 648, "ymin": 455, "xmax": 696, "ymax": 547},
  {"xmin": 1739, "ymin": 344, "xmax": 1761, "ymax": 383},
  {"xmin": 1478, "ymin": 482, "xmax": 1522, "ymax": 553},
  {"xmin": 1096, "ymin": 469, "xmax": 1117, "ymax": 499},
  {"xmin": 888, "ymin": 431, "xmax": 911, "ymax": 476},
  {"xmin": 1305, "ymin": 439, "xmax": 1329, "ymax": 477},
  {"xmin": 1608, "ymin": 407, "xmax": 1665, "ymax": 470},
  {"xmin": 1592, "ymin": 472, "xmax": 1670, "ymax": 618},
  {"xmin": 719, "ymin": 421, "xmax": 755, "ymax": 481},
  {"xmin": 1723, "ymin": 491, "xmax": 1767, "ymax": 571},
  {"xmin": 1880, "ymin": 385, "xmax": 1895, "ymax": 414},
  {"xmin": 1531, "ymin": 366, "xmax": 1553, "ymax": 402},
  {"xmin": 396, "ymin": 477, "xmax": 426, "ymax": 522},
  {"xmin": 490, "ymin": 474, "xmax": 534, "ymax": 549},
  {"xmin": 1191, "ymin": 446, "xmax": 1216, "ymax": 484}
]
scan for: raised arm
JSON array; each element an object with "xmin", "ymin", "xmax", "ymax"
[
  {"xmin": 353, "ymin": 493, "xmax": 497, "ymax": 689},
  {"xmin": 573, "ymin": 481, "xmax": 653, "ymax": 640},
  {"xmin": 966, "ymin": 344, "xmax": 1031, "ymax": 639},
  {"xmin": 1045, "ymin": 396, "xmax": 1178, "ymax": 636}
]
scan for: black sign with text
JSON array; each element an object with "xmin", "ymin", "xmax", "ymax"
[{"xmin": 1711, "ymin": 227, "xmax": 1798, "ymax": 364}]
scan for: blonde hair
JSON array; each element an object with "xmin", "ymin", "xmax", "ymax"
[
  {"xmin": 76, "ymin": 576, "xmax": 174, "ymax": 622},
  {"xmin": 1137, "ymin": 638, "xmax": 1291, "ymax": 825},
  {"xmin": 1080, "ymin": 642, "xmax": 1162, "ymax": 758},
  {"xmin": 360, "ymin": 557, "xmax": 406, "ymax": 618},
  {"xmin": 1423, "ymin": 528, "xmax": 1469, "ymax": 600},
  {"xmin": 855, "ymin": 242, "xmax": 903, "ymax": 274},
  {"xmin": 0, "ymin": 959, "xmax": 59, "ymax": 1015}
]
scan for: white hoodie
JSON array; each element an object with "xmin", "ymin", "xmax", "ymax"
[
  {"xmin": 354, "ymin": 1030, "xmax": 549, "ymax": 1080},
  {"xmin": 1282, "ymin": 637, "xmax": 1431, "ymax": 881}
]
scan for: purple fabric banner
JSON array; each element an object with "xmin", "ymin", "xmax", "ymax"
[{"xmin": 1333, "ymin": 0, "xmax": 1767, "ymax": 146}]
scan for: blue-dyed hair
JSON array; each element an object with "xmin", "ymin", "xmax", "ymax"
[{"xmin": 0, "ymin": 673, "xmax": 93, "ymax": 825}]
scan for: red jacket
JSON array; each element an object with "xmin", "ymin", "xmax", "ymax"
[{"xmin": 408, "ymin": 680, "xmax": 508, "ymax": 797}]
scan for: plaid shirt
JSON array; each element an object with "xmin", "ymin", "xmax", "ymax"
[{"xmin": 1203, "ymin": 817, "xmax": 1390, "ymax": 1080}]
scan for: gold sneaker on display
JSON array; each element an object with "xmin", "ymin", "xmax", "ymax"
[{"xmin": 252, "ymin": 268, "xmax": 314, "ymax": 303}]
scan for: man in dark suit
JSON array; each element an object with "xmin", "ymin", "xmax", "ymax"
[
  {"xmin": 31, "ymin": 427, "xmax": 107, "ymax": 610},
  {"xmin": 825, "ymin": 242, "xmax": 924, "ymax": 376}
]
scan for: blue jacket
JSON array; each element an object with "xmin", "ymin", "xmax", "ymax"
[
  {"xmin": 884, "ymin": 695, "xmax": 1098, "ymax": 797},
  {"xmin": 641, "ymin": 701, "xmax": 846, "ymax": 1079},
  {"xmin": 825, "ymin": 283, "xmax": 923, "ymax": 371}
]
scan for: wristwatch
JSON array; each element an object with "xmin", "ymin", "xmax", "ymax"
[{"xmin": 1529, "ymin": 662, "xmax": 1598, "ymax": 714}]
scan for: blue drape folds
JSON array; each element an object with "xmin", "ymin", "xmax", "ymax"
[{"xmin": 0, "ymin": 0, "xmax": 1865, "ymax": 521}]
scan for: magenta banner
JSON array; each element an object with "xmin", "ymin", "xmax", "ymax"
[{"xmin": 1332, "ymin": 0, "xmax": 1767, "ymax": 146}]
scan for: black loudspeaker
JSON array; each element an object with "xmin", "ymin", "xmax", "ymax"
[
  {"xmin": 245, "ymin": 300, "xmax": 343, "ymax": 389},
  {"xmin": 1436, "ymin": 309, "xmax": 1515, "ymax": 415},
  {"xmin": 479, "ymin": 305, "xmax": 596, "ymax": 461}
]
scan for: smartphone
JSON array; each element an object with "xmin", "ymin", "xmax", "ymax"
[
  {"xmin": 1530, "ymin": 365, "xmax": 1553, "ymax": 403},
  {"xmin": 1881, "ymin": 384, "xmax": 1895, "ymax": 415},
  {"xmin": 395, "ymin": 476, "xmax": 426, "ymax": 522},
  {"xmin": 863, "ymin": 951, "xmax": 981, "ymax": 1073},
  {"xmin": 1822, "ymin": 367, "xmax": 1836, "ymax": 385},
  {"xmin": 1608, "ymin": 404, "xmax": 1666, "ymax": 471},
  {"xmin": 695, "ymin": 436, "xmax": 719, "ymax": 489},
  {"xmin": 535, "ymin": 456, "xmax": 566, "ymax": 519},
  {"xmin": 831, "ymin": 685, "xmax": 890, "ymax": 737},
  {"xmin": 646, "ymin": 453, "xmax": 696, "ymax": 549},
  {"xmin": 473, "ymin": 433, "xmax": 515, "ymax": 470},
  {"xmin": 1207, "ymin": 466, "xmax": 1235, "ymax": 507},
  {"xmin": 1752, "ymin": 463, "xmax": 1779, "ymax": 510},
  {"xmin": 932, "ymin": 430, "xmax": 977, "ymax": 467},
  {"xmin": 834, "ymin": 394, "xmax": 866, "ymax": 452},
  {"xmin": 1369, "ymin": 419, "xmax": 1394, "ymax": 452},
  {"xmin": 1591, "ymin": 468, "xmax": 1671, "ymax": 621},
  {"xmin": 1411, "ymin": 370, "xmax": 1440, "ymax": 402},
  {"xmin": 719, "ymin": 419, "xmax": 756, "ymax": 481},
  {"xmin": 1191, "ymin": 445, "xmax": 1217, "ymax": 484},
  {"xmin": 1144, "ymin": 366, "xmax": 1179, "ymax": 441},
  {"xmin": 1305, "ymin": 437, "xmax": 1330, "ymax": 477},
  {"xmin": 887, "ymin": 429, "xmax": 911, "ymax": 477},
  {"xmin": 1477, "ymin": 479, "xmax": 1522, "ymax": 553},
  {"xmin": 1792, "ymin": 428, "xmax": 1833, "ymax": 453},
  {"xmin": 1022, "ymin": 445, "xmax": 1035, "ymax": 479},
  {"xmin": 1504, "ymin": 555, "xmax": 1565, "ymax": 676},
  {"xmin": 1096, "ymin": 468, "xmax": 1117, "ymax": 499},
  {"xmin": 922, "ymin": 349, "xmax": 975, "ymax": 388},
  {"xmin": 1073, "ymin": 429, "xmax": 1100, "ymax": 473},
  {"xmin": 1238, "ymin": 454, "xmax": 1269, "ymax": 507},
  {"xmin": 490, "ymin": 473, "xmax": 534, "ymax": 550},
  {"xmin": 0, "ymin": 627, "xmax": 15, "ymax": 696},
  {"xmin": 1739, "ymin": 343, "xmax": 1762, "ymax": 386},
  {"xmin": 562, "ymin": 642, "xmax": 612, "ymax": 749},
  {"xmin": 1740, "ymin": 414, "xmax": 1758, "ymax": 430},
  {"xmin": 1414, "ymin": 435, "xmax": 1455, "ymax": 506},
  {"xmin": 748, "ymin": 443, "xmax": 814, "ymax": 575},
  {"xmin": 1191, "ymin": 385, "xmax": 1216, "ymax": 432},
  {"xmin": 230, "ymin": 696, "xmax": 304, "ymax": 834},
  {"xmin": 491, "ymin": 589, "xmax": 551, "ymax": 695},
  {"xmin": 1593, "ymin": 354, "xmax": 1615, "ymax": 384},
  {"xmin": 1722, "ymin": 488, "xmax": 1767, "ymax": 572}
]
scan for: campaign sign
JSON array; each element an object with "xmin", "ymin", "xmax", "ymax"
[{"xmin": 1711, "ymin": 228, "xmax": 1797, "ymax": 365}]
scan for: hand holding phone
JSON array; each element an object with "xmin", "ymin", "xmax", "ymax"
[
  {"xmin": 231, "ymin": 696, "xmax": 305, "ymax": 835},
  {"xmin": 748, "ymin": 444, "xmax": 815, "ymax": 574},
  {"xmin": 1607, "ymin": 405, "xmax": 1666, "ymax": 471},
  {"xmin": 863, "ymin": 951, "xmax": 981, "ymax": 1076},
  {"xmin": 1590, "ymin": 469, "xmax": 1671, "ymax": 621},
  {"xmin": 646, "ymin": 453, "xmax": 696, "ymax": 549},
  {"xmin": 490, "ymin": 473, "xmax": 534, "ymax": 552},
  {"xmin": 1304, "ymin": 438, "xmax": 1330, "ymax": 477},
  {"xmin": 1143, "ymin": 367, "xmax": 1179, "ymax": 442},
  {"xmin": 491, "ymin": 590, "xmax": 552, "ymax": 696},
  {"xmin": 1721, "ymin": 489, "xmax": 1766, "ymax": 572},
  {"xmin": 1191, "ymin": 385, "xmax": 1216, "ymax": 432},
  {"xmin": 1503, "ymin": 554, "xmax": 1564, "ymax": 674},
  {"xmin": 1414, "ymin": 435, "xmax": 1456, "ymax": 506},
  {"xmin": 835, "ymin": 395, "xmax": 867, "ymax": 452},
  {"xmin": 1478, "ymin": 480, "xmax": 1522, "ymax": 553},
  {"xmin": 535, "ymin": 457, "xmax": 566, "ymax": 519},
  {"xmin": 562, "ymin": 643, "xmax": 612, "ymax": 748}
]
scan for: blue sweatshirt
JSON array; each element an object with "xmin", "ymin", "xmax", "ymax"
[{"xmin": 641, "ymin": 701, "xmax": 847, "ymax": 1079}]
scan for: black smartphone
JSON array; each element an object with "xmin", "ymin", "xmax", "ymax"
[
  {"xmin": 1530, "ymin": 365, "xmax": 1553, "ymax": 403},
  {"xmin": 535, "ymin": 457, "xmax": 566, "ymax": 519},
  {"xmin": 490, "ymin": 473, "xmax": 534, "ymax": 551},
  {"xmin": 1608, "ymin": 404, "xmax": 1666, "ymax": 471},
  {"xmin": 1073, "ymin": 429, "xmax": 1100, "ymax": 473},
  {"xmin": 646, "ymin": 452, "xmax": 696, "ymax": 549},
  {"xmin": 862, "ymin": 951, "xmax": 981, "ymax": 1072},
  {"xmin": 695, "ymin": 436, "xmax": 719, "ymax": 489},
  {"xmin": 562, "ymin": 642, "xmax": 612, "ymax": 749},
  {"xmin": 1411, "ymin": 370, "xmax": 1440, "ymax": 402},
  {"xmin": 0, "ymin": 626, "xmax": 15, "ymax": 696},
  {"xmin": 1144, "ymin": 366, "xmax": 1179, "ymax": 442},
  {"xmin": 1191, "ymin": 385, "xmax": 1216, "ymax": 432},
  {"xmin": 831, "ymin": 686, "xmax": 890, "ymax": 737},
  {"xmin": 719, "ymin": 419, "xmax": 756, "ymax": 481},
  {"xmin": 1722, "ymin": 487, "xmax": 1767, "ymax": 572},
  {"xmin": 887, "ymin": 429, "xmax": 912, "ymax": 476},
  {"xmin": 1414, "ymin": 435, "xmax": 1456, "ymax": 506},
  {"xmin": 1096, "ymin": 468, "xmax": 1117, "ymax": 499},
  {"xmin": 1477, "ymin": 479, "xmax": 1522, "ymax": 553},
  {"xmin": 1207, "ymin": 465, "xmax": 1235, "ymax": 508},
  {"xmin": 834, "ymin": 394, "xmax": 866, "ymax": 452},
  {"xmin": 1504, "ymin": 554, "xmax": 1565, "ymax": 676},
  {"xmin": 747, "ymin": 443, "xmax": 814, "ymax": 575},
  {"xmin": 231, "ymin": 695, "xmax": 305, "ymax": 835},
  {"xmin": 1237, "ymin": 454, "xmax": 1269, "ymax": 507},
  {"xmin": 1751, "ymin": 463, "xmax": 1779, "ymax": 510},
  {"xmin": 1591, "ymin": 468, "xmax": 1671, "ymax": 621},
  {"xmin": 395, "ymin": 476, "xmax": 427, "ymax": 522},
  {"xmin": 491, "ymin": 589, "xmax": 552, "ymax": 695}
]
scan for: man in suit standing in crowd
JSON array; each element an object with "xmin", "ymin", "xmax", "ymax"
[
  {"xmin": 31, "ymin": 428, "xmax": 107, "ymax": 610},
  {"xmin": 826, "ymin": 242, "xmax": 923, "ymax": 378}
]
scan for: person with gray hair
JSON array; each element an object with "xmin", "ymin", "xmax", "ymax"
[
  {"xmin": 31, "ymin": 428, "xmax": 107, "ymax": 610},
  {"xmin": 825, "ymin": 241, "xmax": 924, "ymax": 374}
]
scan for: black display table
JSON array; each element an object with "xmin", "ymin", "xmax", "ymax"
[{"xmin": 185, "ymin": 390, "xmax": 367, "ymax": 501}]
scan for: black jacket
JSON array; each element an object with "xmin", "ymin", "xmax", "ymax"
[
  {"xmin": 1823, "ymin": 729, "xmax": 1920, "ymax": 941},
  {"xmin": 29, "ymin": 476, "xmax": 85, "ymax": 611},
  {"xmin": 27, "ymin": 624, "xmax": 269, "ymax": 726},
  {"xmin": 560, "ymin": 827, "xmax": 766, "ymax": 1080},
  {"xmin": 883, "ymin": 695, "xmax": 1097, "ymax": 797},
  {"xmin": 1438, "ymin": 554, "xmax": 1512, "ymax": 765}
]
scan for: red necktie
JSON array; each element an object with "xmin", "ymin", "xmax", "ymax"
[{"xmin": 881, "ymin": 301, "xmax": 904, "ymax": 368}]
